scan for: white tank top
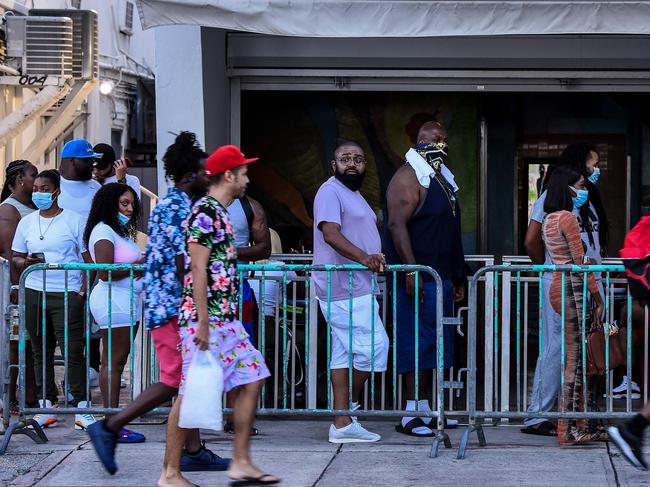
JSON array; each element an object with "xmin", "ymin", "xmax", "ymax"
[
  {"xmin": 1, "ymin": 197, "xmax": 35, "ymax": 220},
  {"xmin": 228, "ymin": 198, "xmax": 251, "ymax": 248}
]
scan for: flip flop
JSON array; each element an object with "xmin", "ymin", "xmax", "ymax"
[
  {"xmin": 395, "ymin": 418, "xmax": 436, "ymax": 437},
  {"xmin": 521, "ymin": 421, "xmax": 557, "ymax": 436},
  {"xmin": 229, "ymin": 473, "xmax": 279, "ymax": 486}
]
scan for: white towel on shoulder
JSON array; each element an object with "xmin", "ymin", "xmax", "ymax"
[{"xmin": 405, "ymin": 148, "xmax": 459, "ymax": 192}]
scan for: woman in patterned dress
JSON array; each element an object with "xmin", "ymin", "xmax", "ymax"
[{"xmin": 542, "ymin": 166, "xmax": 604, "ymax": 446}]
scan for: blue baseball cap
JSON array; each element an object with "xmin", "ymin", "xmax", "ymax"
[{"xmin": 61, "ymin": 139, "xmax": 101, "ymax": 159}]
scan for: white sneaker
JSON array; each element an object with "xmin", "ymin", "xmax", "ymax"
[
  {"xmin": 74, "ymin": 401, "xmax": 97, "ymax": 430},
  {"xmin": 33, "ymin": 400, "xmax": 58, "ymax": 428},
  {"xmin": 88, "ymin": 368, "xmax": 99, "ymax": 388},
  {"xmin": 328, "ymin": 421, "xmax": 381, "ymax": 444},
  {"xmin": 610, "ymin": 376, "xmax": 641, "ymax": 399}
]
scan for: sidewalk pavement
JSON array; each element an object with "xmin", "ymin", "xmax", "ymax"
[{"xmin": 3, "ymin": 418, "xmax": 650, "ymax": 487}]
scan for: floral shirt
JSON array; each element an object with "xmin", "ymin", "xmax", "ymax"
[
  {"xmin": 143, "ymin": 187, "xmax": 191, "ymax": 330},
  {"xmin": 179, "ymin": 196, "xmax": 239, "ymax": 327}
]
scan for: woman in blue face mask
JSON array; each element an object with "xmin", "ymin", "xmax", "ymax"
[
  {"xmin": 11, "ymin": 169, "xmax": 93, "ymax": 425},
  {"xmin": 83, "ymin": 183, "xmax": 145, "ymax": 442},
  {"xmin": 543, "ymin": 166, "xmax": 605, "ymax": 446}
]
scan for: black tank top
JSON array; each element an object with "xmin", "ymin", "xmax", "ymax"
[{"xmin": 383, "ymin": 174, "xmax": 465, "ymax": 286}]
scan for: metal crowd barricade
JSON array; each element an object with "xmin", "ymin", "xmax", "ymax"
[
  {"xmin": 458, "ymin": 263, "xmax": 641, "ymax": 459},
  {"xmin": 2, "ymin": 261, "xmax": 456, "ymax": 458},
  {"xmin": 260, "ymin": 255, "xmax": 494, "ymax": 419},
  {"xmin": 241, "ymin": 263, "xmax": 454, "ymax": 457},
  {"xmin": 1, "ymin": 262, "xmax": 146, "ymax": 454},
  {"xmin": 0, "ymin": 258, "xmax": 12, "ymax": 435}
]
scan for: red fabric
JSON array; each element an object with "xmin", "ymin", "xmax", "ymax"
[
  {"xmin": 150, "ymin": 316, "xmax": 182, "ymax": 388},
  {"xmin": 620, "ymin": 216, "xmax": 650, "ymax": 260},
  {"xmin": 620, "ymin": 216, "xmax": 650, "ymax": 297},
  {"xmin": 242, "ymin": 294, "xmax": 254, "ymax": 324}
]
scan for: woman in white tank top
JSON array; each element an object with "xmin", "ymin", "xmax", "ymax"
[{"xmin": 0, "ymin": 159, "xmax": 38, "ymax": 412}]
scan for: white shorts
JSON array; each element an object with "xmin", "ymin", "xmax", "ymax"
[
  {"xmin": 318, "ymin": 294, "xmax": 389, "ymax": 372},
  {"xmin": 90, "ymin": 279, "xmax": 143, "ymax": 329}
]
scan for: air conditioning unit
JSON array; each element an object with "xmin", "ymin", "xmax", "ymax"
[
  {"xmin": 30, "ymin": 9, "xmax": 98, "ymax": 80},
  {"xmin": 119, "ymin": 0, "xmax": 135, "ymax": 36},
  {"xmin": 4, "ymin": 16, "xmax": 73, "ymax": 76}
]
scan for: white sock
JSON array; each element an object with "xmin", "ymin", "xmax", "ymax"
[
  {"xmin": 418, "ymin": 400, "xmax": 432, "ymax": 425},
  {"xmin": 401, "ymin": 400, "xmax": 433, "ymax": 435}
]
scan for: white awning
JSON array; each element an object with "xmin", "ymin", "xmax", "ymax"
[{"xmin": 136, "ymin": 0, "xmax": 650, "ymax": 37}]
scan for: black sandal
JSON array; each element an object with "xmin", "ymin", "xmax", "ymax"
[
  {"xmin": 224, "ymin": 421, "xmax": 259, "ymax": 436},
  {"xmin": 229, "ymin": 473, "xmax": 279, "ymax": 486},
  {"xmin": 521, "ymin": 421, "xmax": 557, "ymax": 436},
  {"xmin": 395, "ymin": 418, "xmax": 436, "ymax": 437}
]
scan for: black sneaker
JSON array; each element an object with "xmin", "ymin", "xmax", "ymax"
[
  {"xmin": 608, "ymin": 424, "xmax": 648, "ymax": 471},
  {"xmin": 180, "ymin": 441, "xmax": 230, "ymax": 472}
]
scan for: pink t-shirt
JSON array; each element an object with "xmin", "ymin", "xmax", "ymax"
[
  {"xmin": 312, "ymin": 177, "xmax": 381, "ymax": 301},
  {"xmin": 89, "ymin": 222, "xmax": 141, "ymax": 288}
]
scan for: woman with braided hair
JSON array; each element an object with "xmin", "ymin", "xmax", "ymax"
[{"xmin": 0, "ymin": 160, "xmax": 38, "ymax": 415}]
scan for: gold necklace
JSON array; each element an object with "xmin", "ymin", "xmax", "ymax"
[{"xmin": 434, "ymin": 174, "xmax": 456, "ymax": 217}]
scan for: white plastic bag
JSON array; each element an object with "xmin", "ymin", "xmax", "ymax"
[{"xmin": 179, "ymin": 350, "xmax": 223, "ymax": 431}]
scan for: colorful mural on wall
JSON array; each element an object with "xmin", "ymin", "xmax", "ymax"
[{"xmin": 241, "ymin": 91, "xmax": 479, "ymax": 253}]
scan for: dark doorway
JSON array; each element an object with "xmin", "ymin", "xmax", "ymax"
[{"xmin": 516, "ymin": 135, "xmax": 628, "ymax": 256}]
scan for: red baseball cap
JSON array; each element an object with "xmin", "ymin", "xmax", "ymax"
[{"xmin": 205, "ymin": 145, "xmax": 258, "ymax": 176}]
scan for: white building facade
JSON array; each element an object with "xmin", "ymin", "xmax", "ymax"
[{"xmin": 0, "ymin": 0, "xmax": 157, "ymax": 196}]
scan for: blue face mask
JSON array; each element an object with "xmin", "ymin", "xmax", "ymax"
[
  {"xmin": 117, "ymin": 212, "xmax": 131, "ymax": 226},
  {"xmin": 571, "ymin": 187, "xmax": 589, "ymax": 209},
  {"xmin": 32, "ymin": 192, "xmax": 55, "ymax": 210},
  {"xmin": 588, "ymin": 167, "xmax": 600, "ymax": 185}
]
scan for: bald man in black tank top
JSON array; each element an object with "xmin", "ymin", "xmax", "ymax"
[{"xmin": 384, "ymin": 122, "xmax": 466, "ymax": 437}]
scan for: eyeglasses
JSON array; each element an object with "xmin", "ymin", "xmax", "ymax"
[{"xmin": 336, "ymin": 156, "xmax": 366, "ymax": 167}]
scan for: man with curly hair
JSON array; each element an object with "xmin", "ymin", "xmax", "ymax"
[{"xmin": 87, "ymin": 133, "xmax": 229, "ymax": 486}]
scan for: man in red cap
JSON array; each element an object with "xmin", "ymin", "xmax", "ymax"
[{"xmin": 176, "ymin": 145, "xmax": 279, "ymax": 486}]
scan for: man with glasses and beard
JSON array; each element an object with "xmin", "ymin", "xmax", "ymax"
[
  {"xmin": 384, "ymin": 121, "xmax": 465, "ymax": 437},
  {"xmin": 313, "ymin": 141, "xmax": 389, "ymax": 443}
]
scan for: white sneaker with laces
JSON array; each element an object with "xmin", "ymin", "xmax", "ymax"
[
  {"xmin": 329, "ymin": 421, "xmax": 381, "ymax": 444},
  {"xmin": 74, "ymin": 401, "xmax": 97, "ymax": 430},
  {"xmin": 33, "ymin": 399, "xmax": 58, "ymax": 428}
]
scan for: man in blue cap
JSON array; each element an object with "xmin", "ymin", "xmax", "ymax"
[
  {"xmin": 57, "ymin": 138, "xmax": 104, "ymax": 418},
  {"xmin": 58, "ymin": 139, "xmax": 102, "ymax": 227}
]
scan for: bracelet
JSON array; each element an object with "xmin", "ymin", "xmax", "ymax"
[
  {"xmin": 406, "ymin": 271, "xmax": 418, "ymax": 277},
  {"xmin": 10, "ymin": 285, "xmax": 18, "ymax": 291}
]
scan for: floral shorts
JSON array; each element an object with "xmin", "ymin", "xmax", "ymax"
[{"xmin": 179, "ymin": 319, "xmax": 270, "ymax": 394}]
